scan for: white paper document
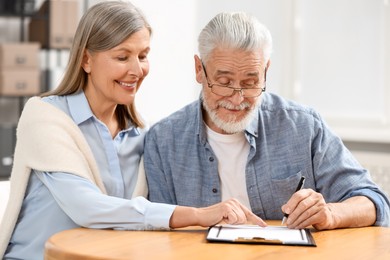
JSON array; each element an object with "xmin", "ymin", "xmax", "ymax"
[{"xmin": 207, "ymin": 224, "xmax": 316, "ymax": 247}]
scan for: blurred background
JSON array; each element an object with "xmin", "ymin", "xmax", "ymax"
[{"xmin": 1, "ymin": 0, "xmax": 390, "ymax": 217}]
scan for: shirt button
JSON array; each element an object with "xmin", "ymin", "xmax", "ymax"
[
  {"xmin": 209, "ymin": 157, "xmax": 214, "ymax": 162},
  {"xmin": 212, "ymin": 188, "xmax": 218, "ymax": 193}
]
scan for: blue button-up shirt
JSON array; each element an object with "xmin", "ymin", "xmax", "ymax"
[
  {"xmin": 5, "ymin": 92, "xmax": 175, "ymax": 260},
  {"xmin": 144, "ymin": 92, "xmax": 390, "ymax": 226}
]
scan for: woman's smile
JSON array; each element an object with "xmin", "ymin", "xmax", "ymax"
[{"xmin": 117, "ymin": 80, "xmax": 137, "ymax": 90}]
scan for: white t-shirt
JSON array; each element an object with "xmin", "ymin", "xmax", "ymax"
[{"xmin": 206, "ymin": 125, "xmax": 251, "ymax": 209}]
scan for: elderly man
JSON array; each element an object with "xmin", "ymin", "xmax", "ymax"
[{"xmin": 144, "ymin": 12, "xmax": 390, "ymax": 230}]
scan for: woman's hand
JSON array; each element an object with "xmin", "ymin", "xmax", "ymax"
[{"xmin": 170, "ymin": 198, "xmax": 266, "ymax": 228}]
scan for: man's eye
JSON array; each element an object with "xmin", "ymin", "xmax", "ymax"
[
  {"xmin": 117, "ymin": 56, "xmax": 128, "ymax": 61},
  {"xmin": 139, "ymin": 55, "xmax": 148, "ymax": 61},
  {"xmin": 242, "ymin": 81, "xmax": 258, "ymax": 88},
  {"xmin": 216, "ymin": 79, "xmax": 232, "ymax": 87}
]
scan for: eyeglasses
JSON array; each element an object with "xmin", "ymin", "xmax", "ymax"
[{"xmin": 201, "ymin": 62, "xmax": 266, "ymax": 98}]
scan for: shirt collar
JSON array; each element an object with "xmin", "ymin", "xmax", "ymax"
[
  {"xmin": 67, "ymin": 91, "xmax": 94, "ymax": 125},
  {"xmin": 67, "ymin": 91, "xmax": 93, "ymax": 125},
  {"xmin": 196, "ymin": 100, "xmax": 207, "ymax": 145}
]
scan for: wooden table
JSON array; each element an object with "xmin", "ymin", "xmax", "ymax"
[{"xmin": 44, "ymin": 221, "xmax": 390, "ymax": 260}]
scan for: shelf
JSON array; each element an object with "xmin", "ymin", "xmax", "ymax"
[{"xmin": 0, "ymin": 0, "xmax": 36, "ymax": 17}]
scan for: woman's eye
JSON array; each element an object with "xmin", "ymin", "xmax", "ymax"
[{"xmin": 117, "ymin": 56, "xmax": 128, "ymax": 61}]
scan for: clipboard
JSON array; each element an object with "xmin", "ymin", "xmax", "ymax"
[{"xmin": 206, "ymin": 224, "xmax": 316, "ymax": 247}]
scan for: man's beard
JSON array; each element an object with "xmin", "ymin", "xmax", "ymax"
[{"xmin": 201, "ymin": 92, "xmax": 257, "ymax": 134}]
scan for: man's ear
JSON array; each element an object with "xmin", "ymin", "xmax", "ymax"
[
  {"xmin": 265, "ymin": 59, "xmax": 271, "ymax": 72},
  {"xmin": 81, "ymin": 50, "xmax": 92, "ymax": 73},
  {"xmin": 194, "ymin": 55, "xmax": 203, "ymax": 83}
]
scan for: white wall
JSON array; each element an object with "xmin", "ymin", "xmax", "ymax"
[
  {"xmin": 130, "ymin": 0, "xmax": 200, "ymax": 124},
  {"xmin": 292, "ymin": 0, "xmax": 390, "ymax": 143}
]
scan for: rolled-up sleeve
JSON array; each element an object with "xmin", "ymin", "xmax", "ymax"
[{"xmin": 348, "ymin": 189, "xmax": 390, "ymax": 226}]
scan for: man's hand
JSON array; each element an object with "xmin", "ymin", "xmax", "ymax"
[
  {"xmin": 281, "ymin": 189, "xmax": 335, "ymax": 229},
  {"xmin": 281, "ymin": 189, "xmax": 376, "ymax": 230}
]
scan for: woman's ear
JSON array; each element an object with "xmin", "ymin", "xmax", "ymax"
[
  {"xmin": 194, "ymin": 55, "xmax": 203, "ymax": 84},
  {"xmin": 81, "ymin": 50, "xmax": 91, "ymax": 73}
]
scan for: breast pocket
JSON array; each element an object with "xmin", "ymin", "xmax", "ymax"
[{"xmin": 270, "ymin": 171, "xmax": 303, "ymax": 206}]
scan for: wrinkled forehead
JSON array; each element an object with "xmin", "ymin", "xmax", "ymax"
[{"xmin": 206, "ymin": 47, "xmax": 266, "ymax": 72}]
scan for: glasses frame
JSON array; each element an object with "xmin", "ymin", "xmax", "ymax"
[{"xmin": 201, "ymin": 62, "xmax": 267, "ymax": 98}]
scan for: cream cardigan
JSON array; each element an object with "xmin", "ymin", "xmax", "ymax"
[{"xmin": 0, "ymin": 97, "xmax": 147, "ymax": 256}]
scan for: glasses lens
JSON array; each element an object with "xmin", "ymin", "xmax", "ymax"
[
  {"xmin": 211, "ymin": 85, "xmax": 263, "ymax": 97},
  {"xmin": 242, "ymin": 88, "xmax": 263, "ymax": 97},
  {"xmin": 212, "ymin": 85, "xmax": 234, "ymax": 96}
]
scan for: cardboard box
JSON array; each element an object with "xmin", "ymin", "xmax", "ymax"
[
  {"xmin": 64, "ymin": 0, "xmax": 79, "ymax": 48},
  {"xmin": 0, "ymin": 43, "xmax": 40, "ymax": 69},
  {"xmin": 29, "ymin": 0, "xmax": 79, "ymax": 49},
  {"xmin": 0, "ymin": 69, "xmax": 41, "ymax": 96}
]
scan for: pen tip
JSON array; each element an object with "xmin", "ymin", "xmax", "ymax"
[{"xmin": 281, "ymin": 217, "xmax": 286, "ymax": 225}]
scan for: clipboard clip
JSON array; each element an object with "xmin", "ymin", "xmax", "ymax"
[{"xmin": 235, "ymin": 237, "xmax": 283, "ymax": 244}]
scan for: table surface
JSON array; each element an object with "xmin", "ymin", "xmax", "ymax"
[{"xmin": 44, "ymin": 221, "xmax": 390, "ymax": 260}]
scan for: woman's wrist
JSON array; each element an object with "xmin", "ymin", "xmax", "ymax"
[{"xmin": 169, "ymin": 206, "xmax": 198, "ymax": 228}]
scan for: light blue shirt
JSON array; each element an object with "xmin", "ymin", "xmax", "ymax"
[
  {"xmin": 5, "ymin": 92, "xmax": 175, "ymax": 260},
  {"xmin": 145, "ymin": 92, "xmax": 390, "ymax": 226}
]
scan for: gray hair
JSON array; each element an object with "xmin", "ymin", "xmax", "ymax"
[
  {"xmin": 42, "ymin": 0, "xmax": 151, "ymax": 128},
  {"xmin": 82, "ymin": 1, "xmax": 151, "ymax": 53},
  {"xmin": 198, "ymin": 12, "xmax": 272, "ymax": 64}
]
